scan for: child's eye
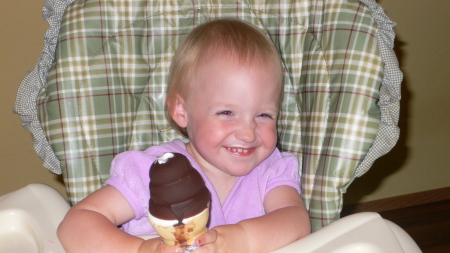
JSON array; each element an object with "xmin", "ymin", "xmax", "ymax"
[
  {"xmin": 217, "ymin": 111, "xmax": 233, "ymax": 116},
  {"xmin": 258, "ymin": 113, "xmax": 274, "ymax": 119}
]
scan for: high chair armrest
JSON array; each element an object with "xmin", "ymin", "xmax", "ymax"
[
  {"xmin": 272, "ymin": 212, "xmax": 421, "ymax": 253},
  {"xmin": 0, "ymin": 184, "xmax": 69, "ymax": 253}
]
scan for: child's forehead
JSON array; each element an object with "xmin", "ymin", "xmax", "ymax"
[
  {"xmin": 190, "ymin": 55, "xmax": 282, "ymax": 94},
  {"xmin": 182, "ymin": 46, "xmax": 284, "ymax": 102},
  {"xmin": 197, "ymin": 48, "xmax": 278, "ymax": 73}
]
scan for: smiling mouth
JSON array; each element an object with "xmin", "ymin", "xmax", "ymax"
[{"xmin": 225, "ymin": 147, "xmax": 253, "ymax": 155}]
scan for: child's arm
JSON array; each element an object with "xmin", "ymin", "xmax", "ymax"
[
  {"xmin": 194, "ymin": 186, "xmax": 311, "ymax": 253},
  {"xmin": 57, "ymin": 185, "xmax": 182, "ymax": 253}
]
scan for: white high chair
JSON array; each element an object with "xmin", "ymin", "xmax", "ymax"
[{"xmin": 8, "ymin": 0, "xmax": 421, "ymax": 252}]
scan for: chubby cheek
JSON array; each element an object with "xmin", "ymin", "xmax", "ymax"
[
  {"xmin": 259, "ymin": 124, "xmax": 278, "ymax": 148},
  {"xmin": 188, "ymin": 120, "xmax": 228, "ymax": 147}
]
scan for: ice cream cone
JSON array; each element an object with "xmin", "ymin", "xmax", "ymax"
[
  {"xmin": 148, "ymin": 152, "xmax": 211, "ymax": 250},
  {"xmin": 148, "ymin": 206, "xmax": 209, "ymax": 247}
]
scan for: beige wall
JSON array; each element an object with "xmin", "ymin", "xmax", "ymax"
[
  {"xmin": 1, "ymin": 1, "xmax": 67, "ymax": 197},
  {"xmin": 1, "ymin": 1, "xmax": 449, "ymax": 204}
]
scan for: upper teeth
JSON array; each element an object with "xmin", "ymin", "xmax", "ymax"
[{"xmin": 227, "ymin": 148, "xmax": 249, "ymax": 153}]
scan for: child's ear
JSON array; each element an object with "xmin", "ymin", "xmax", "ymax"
[{"xmin": 171, "ymin": 94, "xmax": 188, "ymax": 128}]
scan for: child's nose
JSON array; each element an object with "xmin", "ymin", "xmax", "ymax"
[{"xmin": 235, "ymin": 120, "xmax": 256, "ymax": 143}]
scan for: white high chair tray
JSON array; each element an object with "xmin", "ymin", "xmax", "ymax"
[
  {"xmin": 140, "ymin": 213, "xmax": 421, "ymax": 253},
  {"xmin": 0, "ymin": 184, "xmax": 420, "ymax": 252}
]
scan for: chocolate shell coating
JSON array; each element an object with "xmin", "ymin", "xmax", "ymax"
[{"xmin": 149, "ymin": 153, "xmax": 210, "ymax": 225}]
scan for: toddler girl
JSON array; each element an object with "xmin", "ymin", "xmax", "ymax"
[{"xmin": 58, "ymin": 19, "xmax": 310, "ymax": 253}]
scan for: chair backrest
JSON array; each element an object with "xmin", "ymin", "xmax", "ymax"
[{"xmin": 14, "ymin": 0, "xmax": 401, "ymax": 232}]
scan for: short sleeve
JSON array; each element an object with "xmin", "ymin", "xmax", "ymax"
[
  {"xmin": 106, "ymin": 150, "xmax": 155, "ymax": 219},
  {"xmin": 263, "ymin": 151, "xmax": 301, "ymax": 198}
]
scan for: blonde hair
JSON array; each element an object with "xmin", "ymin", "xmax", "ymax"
[{"xmin": 166, "ymin": 19, "xmax": 284, "ymax": 136}]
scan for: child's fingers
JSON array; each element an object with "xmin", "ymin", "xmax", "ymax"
[{"xmin": 195, "ymin": 229, "xmax": 218, "ymax": 246}]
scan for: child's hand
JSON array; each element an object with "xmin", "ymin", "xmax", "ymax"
[
  {"xmin": 192, "ymin": 187, "xmax": 310, "ymax": 253},
  {"xmin": 138, "ymin": 238, "xmax": 183, "ymax": 253},
  {"xmin": 193, "ymin": 224, "xmax": 250, "ymax": 253}
]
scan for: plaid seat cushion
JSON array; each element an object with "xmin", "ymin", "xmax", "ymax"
[{"xmin": 15, "ymin": 0, "xmax": 401, "ymax": 232}]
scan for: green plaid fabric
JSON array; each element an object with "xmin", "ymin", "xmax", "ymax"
[{"xmin": 15, "ymin": 0, "xmax": 401, "ymax": 232}]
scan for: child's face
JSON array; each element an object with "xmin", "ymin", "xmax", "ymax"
[{"xmin": 179, "ymin": 54, "xmax": 281, "ymax": 177}]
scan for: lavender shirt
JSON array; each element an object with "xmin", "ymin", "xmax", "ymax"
[{"xmin": 106, "ymin": 139, "xmax": 301, "ymax": 236}]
